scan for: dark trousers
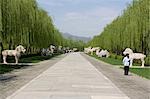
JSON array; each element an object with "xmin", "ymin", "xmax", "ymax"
[{"xmin": 124, "ymin": 66, "xmax": 129, "ymax": 75}]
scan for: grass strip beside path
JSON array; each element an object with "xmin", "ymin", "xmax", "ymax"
[
  {"xmin": 89, "ymin": 54, "xmax": 150, "ymax": 79},
  {"xmin": 129, "ymin": 68, "xmax": 150, "ymax": 79},
  {"xmin": 0, "ymin": 54, "xmax": 60, "ymax": 74}
]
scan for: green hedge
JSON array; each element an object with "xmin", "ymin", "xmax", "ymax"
[{"xmin": 110, "ymin": 53, "xmax": 123, "ymax": 60}]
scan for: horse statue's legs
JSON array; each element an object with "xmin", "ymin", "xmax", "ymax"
[
  {"xmin": 141, "ymin": 58, "xmax": 145, "ymax": 67},
  {"xmin": 130, "ymin": 58, "xmax": 145, "ymax": 67},
  {"xmin": 3, "ymin": 56, "xmax": 7, "ymax": 64},
  {"xmin": 129, "ymin": 59, "xmax": 133, "ymax": 67},
  {"xmin": 15, "ymin": 56, "xmax": 19, "ymax": 64}
]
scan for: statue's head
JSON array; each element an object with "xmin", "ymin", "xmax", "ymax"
[
  {"xmin": 16, "ymin": 45, "xmax": 26, "ymax": 53},
  {"xmin": 123, "ymin": 48, "xmax": 133, "ymax": 55}
]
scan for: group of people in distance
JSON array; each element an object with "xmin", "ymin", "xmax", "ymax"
[{"xmin": 84, "ymin": 47, "xmax": 146, "ymax": 75}]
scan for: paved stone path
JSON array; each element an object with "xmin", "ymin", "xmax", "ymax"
[{"xmin": 6, "ymin": 53, "xmax": 129, "ymax": 99}]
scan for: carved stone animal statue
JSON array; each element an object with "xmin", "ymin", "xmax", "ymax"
[
  {"xmin": 73, "ymin": 48, "xmax": 78, "ymax": 52},
  {"xmin": 123, "ymin": 48, "xmax": 146, "ymax": 67},
  {"xmin": 62, "ymin": 47, "xmax": 66, "ymax": 53},
  {"xmin": 63, "ymin": 47, "xmax": 70, "ymax": 53},
  {"xmin": 96, "ymin": 49, "xmax": 100, "ymax": 56},
  {"xmin": 49, "ymin": 45, "xmax": 56, "ymax": 54},
  {"xmin": 41, "ymin": 48, "xmax": 46, "ymax": 56},
  {"xmin": 97, "ymin": 49, "xmax": 110, "ymax": 58},
  {"xmin": 2, "ymin": 45, "xmax": 26, "ymax": 64},
  {"xmin": 84, "ymin": 47, "xmax": 92, "ymax": 54},
  {"xmin": 57, "ymin": 46, "xmax": 63, "ymax": 53},
  {"xmin": 90, "ymin": 47, "xmax": 100, "ymax": 55},
  {"xmin": 41, "ymin": 48, "xmax": 52, "ymax": 56},
  {"xmin": 68, "ymin": 50, "xmax": 73, "ymax": 53}
]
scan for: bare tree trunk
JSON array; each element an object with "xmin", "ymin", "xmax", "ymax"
[
  {"xmin": 0, "ymin": 41, "xmax": 3, "ymax": 63},
  {"xmin": 9, "ymin": 38, "xmax": 13, "ymax": 50}
]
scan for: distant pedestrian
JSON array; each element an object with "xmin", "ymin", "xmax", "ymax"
[{"xmin": 123, "ymin": 54, "xmax": 130, "ymax": 75}]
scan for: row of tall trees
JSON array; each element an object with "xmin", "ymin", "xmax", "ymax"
[
  {"xmin": 0, "ymin": 0, "xmax": 85, "ymax": 56},
  {"xmin": 89, "ymin": 0, "xmax": 150, "ymax": 65},
  {"xmin": 89, "ymin": 0, "xmax": 149, "ymax": 55}
]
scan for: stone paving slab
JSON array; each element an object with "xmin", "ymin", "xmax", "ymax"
[{"xmin": 6, "ymin": 53, "xmax": 130, "ymax": 99}]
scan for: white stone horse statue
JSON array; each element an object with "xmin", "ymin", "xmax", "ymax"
[
  {"xmin": 41, "ymin": 45, "xmax": 56, "ymax": 56},
  {"xmin": 2, "ymin": 45, "xmax": 26, "ymax": 64},
  {"xmin": 90, "ymin": 47, "xmax": 100, "ymax": 55},
  {"xmin": 57, "ymin": 46, "xmax": 63, "ymax": 53},
  {"xmin": 41, "ymin": 48, "xmax": 46, "ymax": 56},
  {"xmin": 123, "ymin": 48, "xmax": 146, "ymax": 67},
  {"xmin": 97, "ymin": 49, "xmax": 110, "ymax": 58},
  {"xmin": 73, "ymin": 48, "xmax": 78, "ymax": 52},
  {"xmin": 68, "ymin": 49, "xmax": 73, "ymax": 53},
  {"xmin": 84, "ymin": 47, "xmax": 92, "ymax": 54},
  {"xmin": 65, "ymin": 47, "xmax": 70, "ymax": 53},
  {"xmin": 41, "ymin": 48, "xmax": 53, "ymax": 56},
  {"xmin": 49, "ymin": 45, "xmax": 56, "ymax": 54}
]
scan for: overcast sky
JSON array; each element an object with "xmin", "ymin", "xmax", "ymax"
[{"xmin": 36, "ymin": 0, "xmax": 132, "ymax": 37}]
